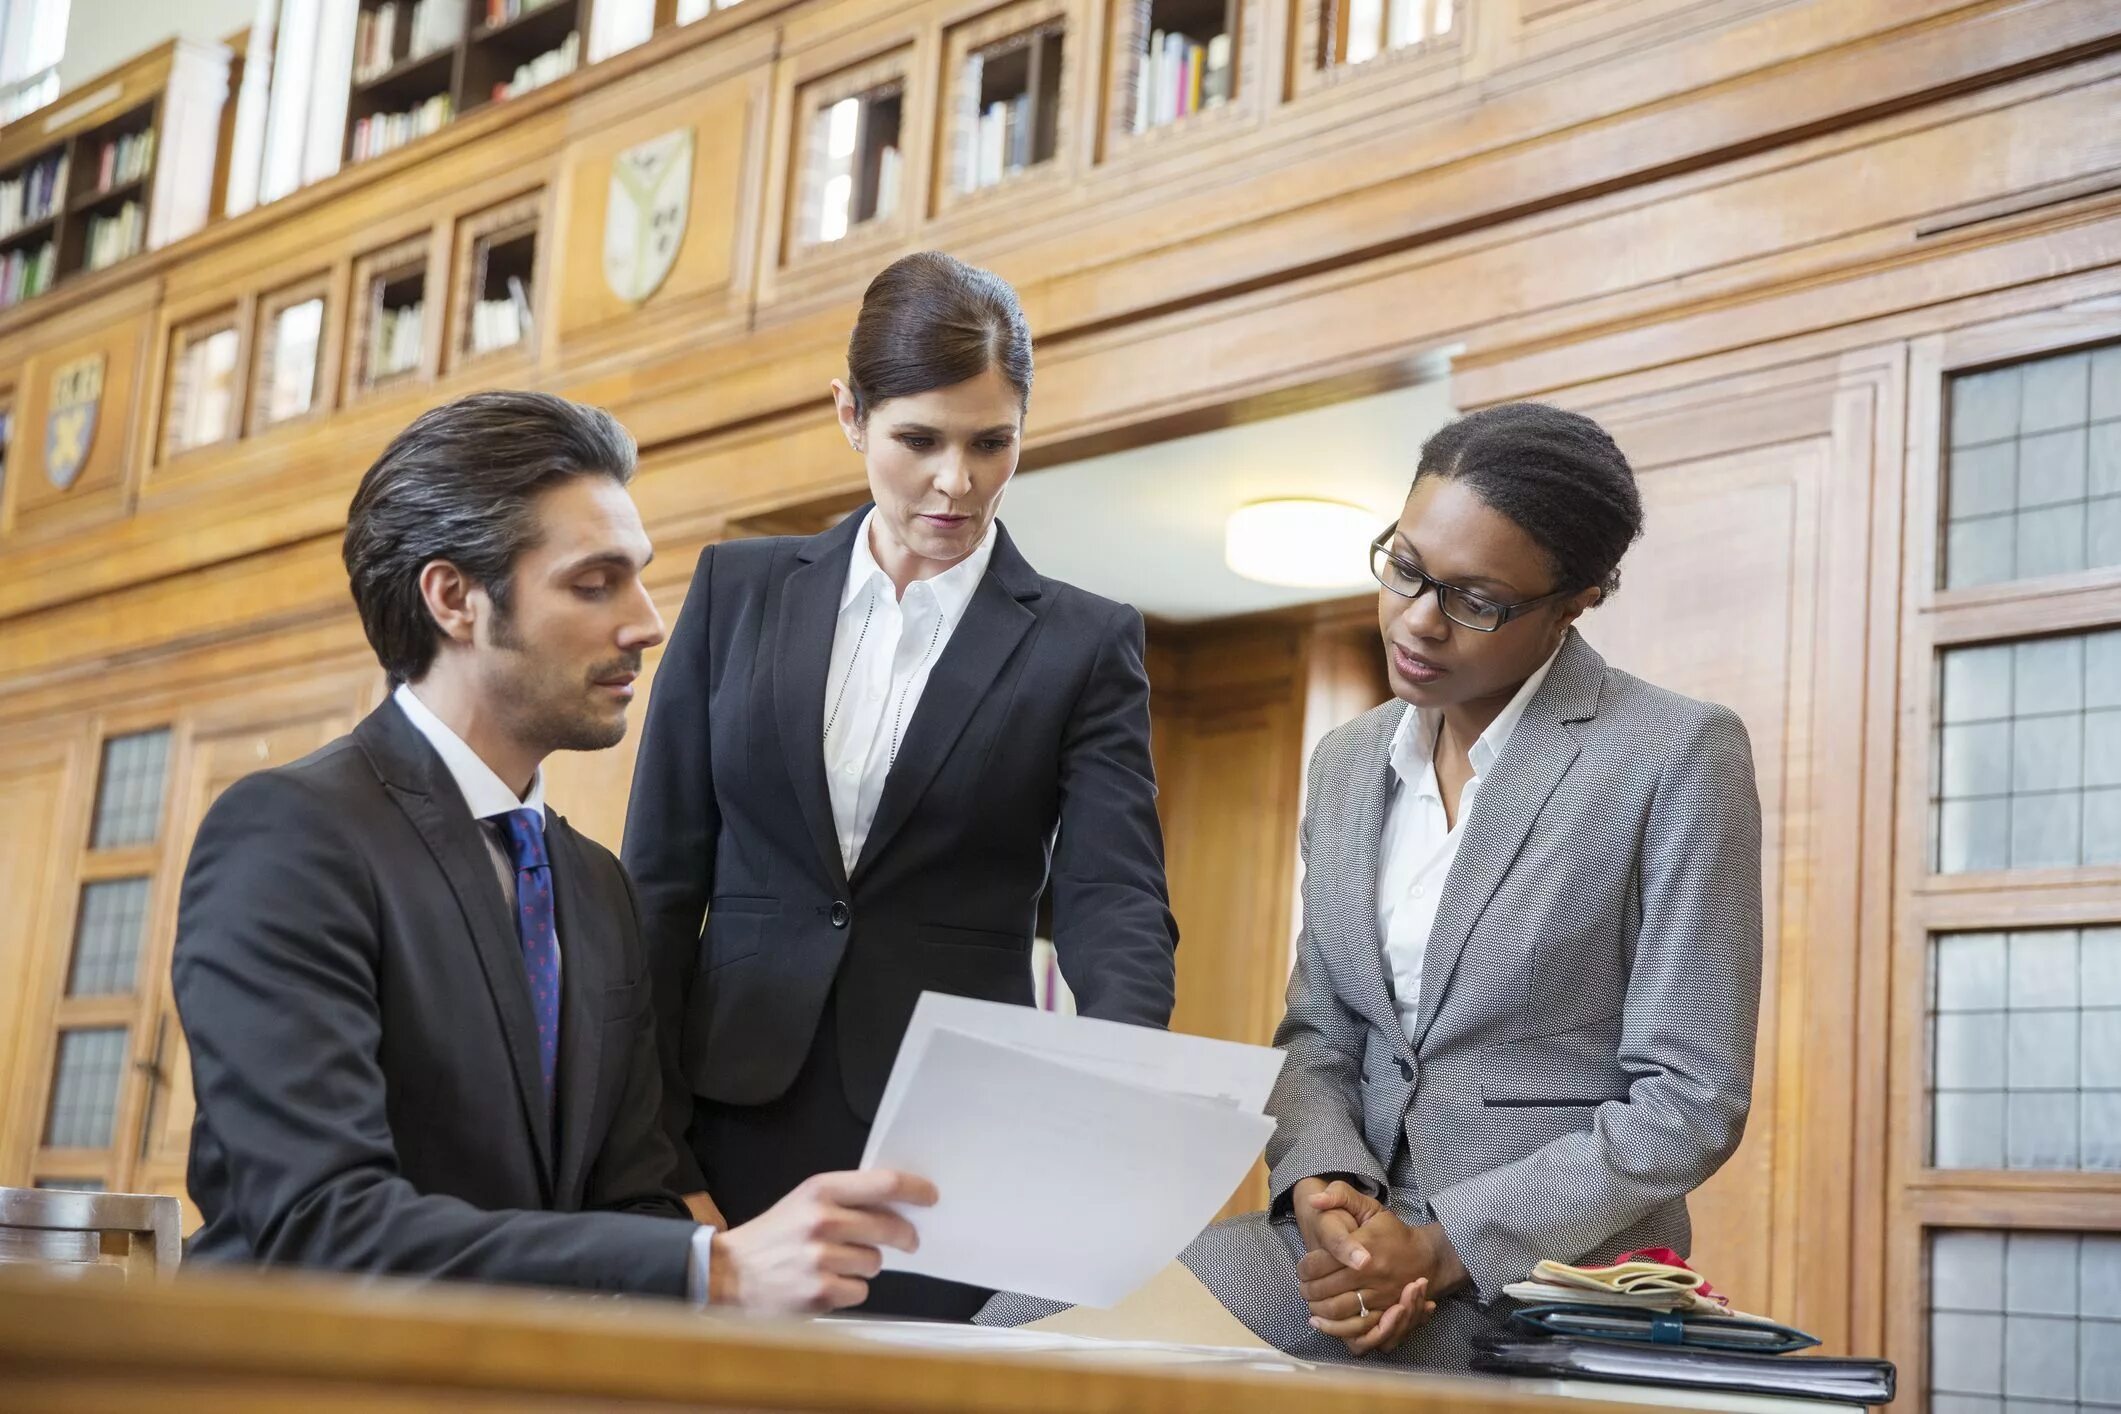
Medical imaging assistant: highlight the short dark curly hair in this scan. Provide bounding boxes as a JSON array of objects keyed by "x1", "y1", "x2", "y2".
[
  {"x1": 1412, "y1": 401, "x2": 1644, "y2": 600},
  {"x1": 342, "y1": 390, "x2": 637, "y2": 685}
]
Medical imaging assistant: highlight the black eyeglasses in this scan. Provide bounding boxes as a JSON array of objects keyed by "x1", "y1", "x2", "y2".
[{"x1": 1369, "y1": 529, "x2": 1577, "y2": 633}]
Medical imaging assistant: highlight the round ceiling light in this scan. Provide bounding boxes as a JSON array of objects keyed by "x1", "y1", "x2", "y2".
[{"x1": 1224, "y1": 498, "x2": 1380, "y2": 588}]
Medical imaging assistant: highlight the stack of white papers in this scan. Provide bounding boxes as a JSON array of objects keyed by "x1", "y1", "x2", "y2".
[{"x1": 859, "y1": 993, "x2": 1283, "y2": 1308}]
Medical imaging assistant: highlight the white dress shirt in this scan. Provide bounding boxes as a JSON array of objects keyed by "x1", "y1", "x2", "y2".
[
  {"x1": 393, "y1": 683, "x2": 715, "y2": 1299},
  {"x1": 1376, "y1": 648, "x2": 1561, "y2": 1045},
  {"x1": 394, "y1": 682, "x2": 548, "y2": 919},
  {"x1": 822, "y1": 509, "x2": 998, "y2": 872}
]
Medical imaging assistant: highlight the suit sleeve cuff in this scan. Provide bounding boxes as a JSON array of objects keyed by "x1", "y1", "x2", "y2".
[{"x1": 686, "y1": 1225, "x2": 715, "y2": 1305}]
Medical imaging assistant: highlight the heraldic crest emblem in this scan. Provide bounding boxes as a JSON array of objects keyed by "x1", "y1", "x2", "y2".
[
  {"x1": 603, "y1": 128, "x2": 694, "y2": 306},
  {"x1": 45, "y1": 353, "x2": 105, "y2": 492}
]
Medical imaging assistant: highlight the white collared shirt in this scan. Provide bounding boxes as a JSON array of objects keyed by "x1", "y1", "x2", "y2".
[
  {"x1": 393, "y1": 682, "x2": 548, "y2": 917},
  {"x1": 822, "y1": 509, "x2": 998, "y2": 872},
  {"x1": 392, "y1": 683, "x2": 714, "y2": 1296},
  {"x1": 1376, "y1": 647, "x2": 1561, "y2": 1044}
]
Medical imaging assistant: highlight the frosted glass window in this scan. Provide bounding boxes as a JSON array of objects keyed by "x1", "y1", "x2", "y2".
[
  {"x1": 1929, "y1": 1229, "x2": 2121, "y2": 1411},
  {"x1": 42, "y1": 1028, "x2": 127, "y2": 1150},
  {"x1": 64, "y1": 878, "x2": 149, "y2": 997},
  {"x1": 89, "y1": 728, "x2": 170, "y2": 849},
  {"x1": 264, "y1": 297, "x2": 323, "y2": 424},
  {"x1": 1932, "y1": 630, "x2": 2121, "y2": 872},
  {"x1": 1931, "y1": 928, "x2": 2121, "y2": 1172},
  {"x1": 1945, "y1": 343, "x2": 2121, "y2": 588}
]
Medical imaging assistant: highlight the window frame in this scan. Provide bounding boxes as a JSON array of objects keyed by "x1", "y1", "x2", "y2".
[{"x1": 1888, "y1": 305, "x2": 2121, "y2": 1414}]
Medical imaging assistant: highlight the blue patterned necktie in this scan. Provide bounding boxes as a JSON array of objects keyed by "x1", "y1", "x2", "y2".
[{"x1": 494, "y1": 808, "x2": 559, "y2": 1112}]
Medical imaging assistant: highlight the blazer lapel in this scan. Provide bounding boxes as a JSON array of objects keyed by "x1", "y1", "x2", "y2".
[
  {"x1": 852, "y1": 528, "x2": 1039, "y2": 881},
  {"x1": 546, "y1": 817, "x2": 608, "y2": 1209},
  {"x1": 1320, "y1": 704, "x2": 1412, "y2": 1050},
  {"x1": 359, "y1": 704, "x2": 556, "y2": 1195},
  {"x1": 773, "y1": 518, "x2": 862, "y2": 892},
  {"x1": 1410, "y1": 631, "x2": 1605, "y2": 1051}
]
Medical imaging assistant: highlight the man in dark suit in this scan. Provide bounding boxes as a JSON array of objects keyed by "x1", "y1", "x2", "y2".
[{"x1": 175, "y1": 391, "x2": 931, "y2": 1308}]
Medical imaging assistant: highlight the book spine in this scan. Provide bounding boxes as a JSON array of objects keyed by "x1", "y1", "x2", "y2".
[
  {"x1": 875, "y1": 143, "x2": 901, "y2": 219},
  {"x1": 1205, "y1": 34, "x2": 1231, "y2": 106}
]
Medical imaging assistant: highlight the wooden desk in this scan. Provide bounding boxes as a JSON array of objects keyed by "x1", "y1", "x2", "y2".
[{"x1": 0, "y1": 1268, "x2": 1830, "y2": 1413}]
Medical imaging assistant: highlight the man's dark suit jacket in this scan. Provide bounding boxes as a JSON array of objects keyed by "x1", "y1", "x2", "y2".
[
  {"x1": 623, "y1": 511, "x2": 1178, "y2": 1189},
  {"x1": 174, "y1": 698, "x2": 694, "y2": 1294}
]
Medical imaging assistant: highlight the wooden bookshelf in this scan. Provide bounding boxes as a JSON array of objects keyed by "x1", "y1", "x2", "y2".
[
  {"x1": 1299, "y1": 0, "x2": 1461, "y2": 94},
  {"x1": 346, "y1": 0, "x2": 594, "y2": 163},
  {"x1": 0, "y1": 38, "x2": 231, "y2": 312},
  {"x1": 248, "y1": 274, "x2": 333, "y2": 435},
  {"x1": 346, "y1": 234, "x2": 433, "y2": 399},
  {"x1": 787, "y1": 51, "x2": 911, "y2": 262},
  {"x1": 938, "y1": 0, "x2": 1075, "y2": 214},
  {"x1": 448, "y1": 191, "x2": 542, "y2": 366},
  {"x1": 160, "y1": 308, "x2": 245, "y2": 461},
  {"x1": 1105, "y1": 0, "x2": 1246, "y2": 155}
]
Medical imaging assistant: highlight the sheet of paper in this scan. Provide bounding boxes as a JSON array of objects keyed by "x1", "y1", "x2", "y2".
[
  {"x1": 1025, "y1": 1260, "x2": 1275, "y2": 1352},
  {"x1": 862, "y1": 1027, "x2": 1275, "y2": 1308},
  {"x1": 868, "y1": 992, "x2": 1284, "y2": 1144},
  {"x1": 822, "y1": 1319, "x2": 1304, "y2": 1373}
]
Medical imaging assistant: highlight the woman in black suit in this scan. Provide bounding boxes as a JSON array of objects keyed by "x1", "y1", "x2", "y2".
[{"x1": 622, "y1": 252, "x2": 1179, "y2": 1318}]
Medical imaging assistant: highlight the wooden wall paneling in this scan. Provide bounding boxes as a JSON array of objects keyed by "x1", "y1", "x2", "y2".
[
  {"x1": 1141, "y1": 604, "x2": 1387, "y2": 1215},
  {"x1": 0, "y1": 729, "x2": 91, "y2": 1186},
  {"x1": 0, "y1": 1, "x2": 2111, "y2": 645},
  {"x1": 1146, "y1": 616, "x2": 1305, "y2": 1216},
  {"x1": 1529, "y1": 353, "x2": 1895, "y2": 1352},
  {"x1": 1008, "y1": 0, "x2": 2121, "y2": 359},
  {"x1": 548, "y1": 42, "x2": 776, "y2": 370},
  {"x1": 5, "y1": 301, "x2": 154, "y2": 542}
]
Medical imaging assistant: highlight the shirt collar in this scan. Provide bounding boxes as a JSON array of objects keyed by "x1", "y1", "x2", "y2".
[
  {"x1": 392, "y1": 682, "x2": 546, "y2": 824},
  {"x1": 1387, "y1": 643, "x2": 1565, "y2": 791},
  {"x1": 841, "y1": 507, "x2": 998, "y2": 626}
]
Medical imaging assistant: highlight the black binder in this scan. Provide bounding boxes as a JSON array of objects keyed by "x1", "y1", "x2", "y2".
[{"x1": 1471, "y1": 1334, "x2": 1897, "y2": 1406}]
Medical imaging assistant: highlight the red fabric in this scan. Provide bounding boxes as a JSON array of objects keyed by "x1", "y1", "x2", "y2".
[{"x1": 1613, "y1": 1247, "x2": 1729, "y2": 1308}]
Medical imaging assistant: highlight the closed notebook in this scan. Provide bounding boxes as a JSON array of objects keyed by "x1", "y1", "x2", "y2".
[
  {"x1": 1508, "y1": 1303, "x2": 1821, "y2": 1355},
  {"x1": 1471, "y1": 1335, "x2": 1897, "y2": 1405}
]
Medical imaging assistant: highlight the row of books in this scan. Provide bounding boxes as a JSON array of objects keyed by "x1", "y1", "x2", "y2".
[
  {"x1": 484, "y1": 0, "x2": 563, "y2": 27},
  {"x1": 0, "y1": 153, "x2": 67, "y2": 239},
  {"x1": 809, "y1": 145, "x2": 901, "y2": 244},
  {"x1": 1344, "y1": 0, "x2": 1449, "y2": 65},
  {"x1": 467, "y1": 275, "x2": 533, "y2": 355},
  {"x1": 1133, "y1": 30, "x2": 1232, "y2": 132},
  {"x1": 351, "y1": 95, "x2": 454, "y2": 163},
  {"x1": 355, "y1": 0, "x2": 464, "y2": 82},
  {"x1": 493, "y1": 33, "x2": 581, "y2": 102},
  {"x1": 91, "y1": 128, "x2": 156, "y2": 193},
  {"x1": 963, "y1": 94, "x2": 1038, "y2": 192},
  {"x1": 0, "y1": 241, "x2": 57, "y2": 309},
  {"x1": 370, "y1": 301, "x2": 425, "y2": 380},
  {"x1": 83, "y1": 201, "x2": 145, "y2": 272}
]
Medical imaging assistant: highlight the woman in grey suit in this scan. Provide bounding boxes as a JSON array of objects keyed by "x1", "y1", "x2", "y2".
[{"x1": 986, "y1": 402, "x2": 1763, "y2": 1367}]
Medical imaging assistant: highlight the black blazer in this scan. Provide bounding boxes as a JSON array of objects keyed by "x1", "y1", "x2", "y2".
[
  {"x1": 174, "y1": 699, "x2": 694, "y2": 1294},
  {"x1": 624, "y1": 512, "x2": 1177, "y2": 1185}
]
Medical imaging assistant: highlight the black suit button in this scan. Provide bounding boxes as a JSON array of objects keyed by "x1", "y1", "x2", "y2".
[
  {"x1": 830, "y1": 901, "x2": 850, "y2": 928},
  {"x1": 1395, "y1": 1056, "x2": 1413, "y2": 1081}
]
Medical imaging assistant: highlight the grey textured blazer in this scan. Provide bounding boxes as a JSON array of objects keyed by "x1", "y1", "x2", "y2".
[
  {"x1": 982, "y1": 629, "x2": 1763, "y2": 1362},
  {"x1": 1266, "y1": 627, "x2": 1763, "y2": 1300}
]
